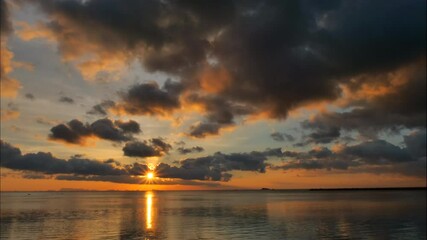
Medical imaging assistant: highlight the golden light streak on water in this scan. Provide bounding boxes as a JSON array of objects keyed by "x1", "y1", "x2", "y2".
[{"x1": 145, "y1": 191, "x2": 153, "y2": 229}]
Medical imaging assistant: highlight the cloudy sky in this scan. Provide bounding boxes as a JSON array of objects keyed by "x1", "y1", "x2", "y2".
[{"x1": 1, "y1": 0, "x2": 426, "y2": 191}]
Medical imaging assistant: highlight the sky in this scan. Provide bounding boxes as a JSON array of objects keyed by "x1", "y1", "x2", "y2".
[{"x1": 0, "y1": 0, "x2": 426, "y2": 191}]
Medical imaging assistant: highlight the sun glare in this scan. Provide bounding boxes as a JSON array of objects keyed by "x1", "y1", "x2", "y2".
[{"x1": 146, "y1": 172, "x2": 155, "y2": 180}]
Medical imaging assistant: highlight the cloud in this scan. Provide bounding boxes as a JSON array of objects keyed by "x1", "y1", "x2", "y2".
[
  {"x1": 54, "y1": 174, "x2": 221, "y2": 186},
  {"x1": 114, "y1": 119, "x2": 141, "y2": 133},
  {"x1": 177, "y1": 146, "x2": 204, "y2": 155},
  {"x1": 21, "y1": 172, "x2": 52, "y2": 179},
  {"x1": 87, "y1": 100, "x2": 115, "y2": 116},
  {"x1": 343, "y1": 140, "x2": 413, "y2": 164},
  {"x1": 184, "y1": 93, "x2": 254, "y2": 137},
  {"x1": 0, "y1": 109, "x2": 20, "y2": 121},
  {"x1": 2, "y1": 140, "x2": 215, "y2": 185},
  {"x1": 150, "y1": 137, "x2": 172, "y2": 152},
  {"x1": 300, "y1": 122, "x2": 340, "y2": 144},
  {"x1": 35, "y1": 117, "x2": 58, "y2": 126},
  {"x1": 168, "y1": 148, "x2": 284, "y2": 181},
  {"x1": 270, "y1": 132, "x2": 295, "y2": 142},
  {"x1": 188, "y1": 122, "x2": 222, "y2": 138},
  {"x1": 122, "y1": 142, "x2": 158, "y2": 157},
  {"x1": 123, "y1": 138, "x2": 171, "y2": 158},
  {"x1": 90, "y1": 118, "x2": 137, "y2": 141},
  {"x1": 20, "y1": 0, "x2": 425, "y2": 139},
  {"x1": 59, "y1": 96, "x2": 75, "y2": 104},
  {"x1": 25, "y1": 93, "x2": 35, "y2": 100},
  {"x1": 1, "y1": 102, "x2": 19, "y2": 121},
  {"x1": 273, "y1": 134, "x2": 426, "y2": 177},
  {"x1": 1, "y1": 38, "x2": 21, "y2": 98},
  {"x1": 213, "y1": 0, "x2": 425, "y2": 119},
  {"x1": 1, "y1": 140, "x2": 281, "y2": 184},
  {"x1": 49, "y1": 118, "x2": 141, "y2": 145},
  {"x1": 301, "y1": 60, "x2": 426, "y2": 139},
  {"x1": 403, "y1": 129, "x2": 426, "y2": 159},
  {"x1": 1, "y1": 140, "x2": 127, "y2": 175},
  {"x1": 54, "y1": 174, "x2": 143, "y2": 184},
  {"x1": 0, "y1": 0, "x2": 32, "y2": 98},
  {"x1": 113, "y1": 80, "x2": 182, "y2": 116},
  {"x1": 0, "y1": 0, "x2": 12, "y2": 35}
]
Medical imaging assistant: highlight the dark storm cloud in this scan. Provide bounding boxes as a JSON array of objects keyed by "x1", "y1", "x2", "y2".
[
  {"x1": 270, "y1": 132, "x2": 295, "y2": 142},
  {"x1": 59, "y1": 96, "x2": 74, "y2": 104},
  {"x1": 49, "y1": 118, "x2": 140, "y2": 144},
  {"x1": 32, "y1": 0, "x2": 235, "y2": 73},
  {"x1": 115, "y1": 80, "x2": 182, "y2": 115},
  {"x1": 25, "y1": 0, "x2": 426, "y2": 138},
  {"x1": 87, "y1": 100, "x2": 115, "y2": 116},
  {"x1": 214, "y1": 0, "x2": 426, "y2": 118},
  {"x1": 0, "y1": 0, "x2": 12, "y2": 34},
  {"x1": 177, "y1": 146, "x2": 204, "y2": 154},
  {"x1": 122, "y1": 138, "x2": 171, "y2": 158}
]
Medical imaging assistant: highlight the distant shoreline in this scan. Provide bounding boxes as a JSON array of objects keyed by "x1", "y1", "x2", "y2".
[
  {"x1": 260, "y1": 187, "x2": 426, "y2": 191},
  {"x1": 308, "y1": 187, "x2": 427, "y2": 191}
]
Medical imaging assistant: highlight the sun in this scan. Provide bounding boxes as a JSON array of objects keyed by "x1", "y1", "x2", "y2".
[{"x1": 146, "y1": 172, "x2": 155, "y2": 180}]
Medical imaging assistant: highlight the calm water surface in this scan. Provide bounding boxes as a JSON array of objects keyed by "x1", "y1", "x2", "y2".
[{"x1": 1, "y1": 190, "x2": 425, "y2": 239}]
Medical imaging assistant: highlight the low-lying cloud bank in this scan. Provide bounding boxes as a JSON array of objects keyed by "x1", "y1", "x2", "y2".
[
  {"x1": 0, "y1": 140, "x2": 283, "y2": 184},
  {"x1": 275, "y1": 129, "x2": 426, "y2": 177},
  {"x1": 2, "y1": 130, "x2": 425, "y2": 185}
]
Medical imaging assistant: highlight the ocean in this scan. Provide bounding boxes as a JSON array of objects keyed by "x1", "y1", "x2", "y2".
[{"x1": 1, "y1": 190, "x2": 425, "y2": 239}]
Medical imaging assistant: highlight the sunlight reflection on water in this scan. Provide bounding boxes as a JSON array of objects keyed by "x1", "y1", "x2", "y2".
[
  {"x1": 0, "y1": 190, "x2": 425, "y2": 239},
  {"x1": 146, "y1": 191, "x2": 153, "y2": 230}
]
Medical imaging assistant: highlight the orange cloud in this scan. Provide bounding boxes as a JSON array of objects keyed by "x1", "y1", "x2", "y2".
[
  {"x1": 49, "y1": 134, "x2": 98, "y2": 147},
  {"x1": 16, "y1": 20, "x2": 129, "y2": 82},
  {"x1": 199, "y1": 65, "x2": 231, "y2": 94},
  {"x1": 76, "y1": 51, "x2": 128, "y2": 82},
  {"x1": 1, "y1": 38, "x2": 21, "y2": 98},
  {"x1": 337, "y1": 59, "x2": 425, "y2": 107},
  {"x1": 1, "y1": 109, "x2": 20, "y2": 121},
  {"x1": 15, "y1": 21, "x2": 56, "y2": 42}
]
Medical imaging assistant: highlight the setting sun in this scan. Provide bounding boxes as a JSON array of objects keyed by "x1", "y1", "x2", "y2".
[{"x1": 146, "y1": 172, "x2": 155, "y2": 180}]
